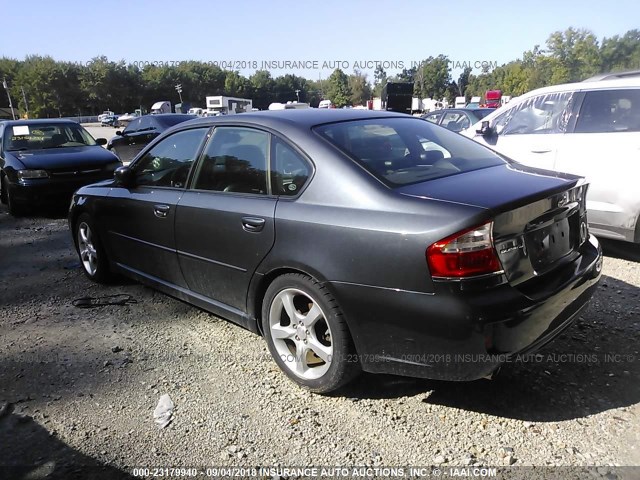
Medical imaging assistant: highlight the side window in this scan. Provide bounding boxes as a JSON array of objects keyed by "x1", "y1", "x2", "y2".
[
  {"x1": 499, "y1": 92, "x2": 573, "y2": 135},
  {"x1": 192, "y1": 127, "x2": 268, "y2": 195},
  {"x1": 423, "y1": 112, "x2": 441, "y2": 124},
  {"x1": 271, "y1": 138, "x2": 311, "y2": 196},
  {"x1": 441, "y1": 112, "x2": 469, "y2": 132},
  {"x1": 134, "y1": 128, "x2": 208, "y2": 187},
  {"x1": 575, "y1": 89, "x2": 640, "y2": 133}
]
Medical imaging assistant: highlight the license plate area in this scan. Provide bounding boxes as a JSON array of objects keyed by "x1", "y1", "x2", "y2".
[{"x1": 526, "y1": 214, "x2": 578, "y2": 272}]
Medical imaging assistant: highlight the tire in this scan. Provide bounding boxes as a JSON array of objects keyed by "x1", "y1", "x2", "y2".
[
  {"x1": 4, "y1": 177, "x2": 25, "y2": 216},
  {"x1": 0, "y1": 174, "x2": 6, "y2": 205},
  {"x1": 261, "y1": 273, "x2": 360, "y2": 393},
  {"x1": 75, "y1": 213, "x2": 112, "y2": 283}
]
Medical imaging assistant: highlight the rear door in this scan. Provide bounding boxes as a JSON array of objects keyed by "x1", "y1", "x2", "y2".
[
  {"x1": 102, "y1": 127, "x2": 209, "y2": 287},
  {"x1": 174, "y1": 126, "x2": 276, "y2": 312},
  {"x1": 555, "y1": 87, "x2": 640, "y2": 240},
  {"x1": 474, "y1": 91, "x2": 575, "y2": 169}
]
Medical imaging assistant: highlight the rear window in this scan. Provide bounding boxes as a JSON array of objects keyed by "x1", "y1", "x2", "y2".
[
  {"x1": 155, "y1": 115, "x2": 197, "y2": 128},
  {"x1": 314, "y1": 117, "x2": 505, "y2": 187}
]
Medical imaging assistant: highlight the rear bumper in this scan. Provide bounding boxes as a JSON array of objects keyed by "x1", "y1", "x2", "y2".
[{"x1": 329, "y1": 235, "x2": 603, "y2": 381}]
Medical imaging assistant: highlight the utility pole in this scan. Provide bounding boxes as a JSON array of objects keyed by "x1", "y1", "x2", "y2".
[
  {"x1": 175, "y1": 83, "x2": 183, "y2": 104},
  {"x1": 21, "y1": 86, "x2": 29, "y2": 118},
  {"x1": 2, "y1": 77, "x2": 16, "y2": 120},
  {"x1": 295, "y1": 89, "x2": 300, "y2": 102}
]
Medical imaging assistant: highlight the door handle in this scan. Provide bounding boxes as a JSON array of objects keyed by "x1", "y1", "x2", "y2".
[
  {"x1": 531, "y1": 148, "x2": 552, "y2": 153},
  {"x1": 154, "y1": 204, "x2": 170, "y2": 218},
  {"x1": 242, "y1": 216, "x2": 265, "y2": 232}
]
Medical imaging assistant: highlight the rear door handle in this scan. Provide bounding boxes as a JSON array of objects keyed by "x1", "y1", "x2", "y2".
[
  {"x1": 242, "y1": 216, "x2": 265, "y2": 232},
  {"x1": 531, "y1": 148, "x2": 552, "y2": 153},
  {"x1": 154, "y1": 204, "x2": 170, "y2": 218}
]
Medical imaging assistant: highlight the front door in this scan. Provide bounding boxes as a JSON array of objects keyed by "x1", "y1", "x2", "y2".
[{"x1": 102, "y1": 127, "x2": 210, "y2": 287}]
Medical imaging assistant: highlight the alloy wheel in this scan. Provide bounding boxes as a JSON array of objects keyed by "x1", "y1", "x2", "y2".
[{"x1": 268, "y1": 288, "x2": 333, "y2": 380}]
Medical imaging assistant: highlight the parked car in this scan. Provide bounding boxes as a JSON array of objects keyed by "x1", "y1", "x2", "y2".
[
  {"x1": 0, "y1": 119, "x2": 121, "y2": 215},
  {"x1": 100, "y1": 114, "x2": 119, "y2": 127},
  {"x1": 462, "y1": 76, "x2": 640, "y2": 244},
  {"x1": 107, "y1": 114, "x2": 196, "y2": 163},
  {"x1": 422, "y1": 108, "x2": 494, "y2": 132},
  {"x1": 116, "y1": 112, "x2": 140, "y2": 127},
  {"x1": 97, "y1": 110, "x2": 115, "y2": 122},
  {"x1": 69, "y1": 110, "x2": 602, "y2": 393}
]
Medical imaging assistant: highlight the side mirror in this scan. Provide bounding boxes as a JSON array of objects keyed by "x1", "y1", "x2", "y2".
[
  {"x1": 115, "y1": 131, "x2": 124, "y2": 136},
  {"x1": 114, "y1": 165, "x2": 135, "y2": 188},
  {"x1": 476, "y1": 120, "x2": 493, "y2": 137},
  {"x1": 95, "y1": 138, "x2": 107, "y2": 146}
]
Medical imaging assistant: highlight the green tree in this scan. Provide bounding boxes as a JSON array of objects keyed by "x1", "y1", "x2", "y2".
[
  {"x1": 546, "y1": 27, "x2": 601, "y2": 81},
  {"x1": 414, "y1": 55, "x2": 451, "y2": 100},
  {"x1": 348, "y1": 70, "x2": 372, "y2": 106},
  {"x1": 372, "y1": 65, "x2": 387, "y2": 97},
  {"x1": 325, "y1": 69, "x2": 352, "y2": 107}
]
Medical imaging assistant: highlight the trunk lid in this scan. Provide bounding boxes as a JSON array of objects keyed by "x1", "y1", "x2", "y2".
[{"x1": 398, "y1": 163, "x2": 589, "y2": 285}]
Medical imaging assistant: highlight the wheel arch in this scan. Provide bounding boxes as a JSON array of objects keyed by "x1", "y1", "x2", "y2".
[{"x1": 248, "y1": 265, "x2": 345, "y2": 338}]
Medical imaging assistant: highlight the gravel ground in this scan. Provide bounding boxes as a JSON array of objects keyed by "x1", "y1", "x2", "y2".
[{"x1": 0, "y1": 207, "x2": 639, "y2": 479}]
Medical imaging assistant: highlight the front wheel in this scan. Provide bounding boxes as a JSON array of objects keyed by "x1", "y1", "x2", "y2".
[
  {"x1": 4, "y1": 177, "x2": 26, "y2": 216},
  {"x1": 75, "y1": 213, "x2": 112, "y2": 283},
  {"x1": 262, "y1": 273, "x2": 360, "y2": 393}
]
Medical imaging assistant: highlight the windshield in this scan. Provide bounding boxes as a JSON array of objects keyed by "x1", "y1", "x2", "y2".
[
  {"x1": 4, "y1": 123, "x2": 97, "y2": 151},
  {"x1": 314, "y1": 117, "x2": 505, "y2": 187}
]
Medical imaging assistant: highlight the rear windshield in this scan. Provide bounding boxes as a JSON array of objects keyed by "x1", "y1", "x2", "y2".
[
  {"x1": 4, "y1": 123, "x2": 97, "y2": 151},
  {"x1": 473, "y1": 109, "x2": 493, "y2": 120},
  {"x1": 314, "y1": 117, "x2": 505, "y2": 187},
  {"x1": 155, "y1": 115, "x2": 197, "y2": 128}
]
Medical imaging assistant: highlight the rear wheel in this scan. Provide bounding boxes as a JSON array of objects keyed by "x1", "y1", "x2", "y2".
[
  {"x1": 75, "y1": 213, "x2": 112, "y2": 283},
  {"x1": 262, "y1": 273, "x2": 360, "y2": 393}
]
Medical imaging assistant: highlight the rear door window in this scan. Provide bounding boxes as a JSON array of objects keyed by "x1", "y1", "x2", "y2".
[
  {"x1": 574, "y1": 89, "x2": 640, "y2": 133},
  {"x1": 192, "y1": 127, "x2": 269, "y2": 195}
]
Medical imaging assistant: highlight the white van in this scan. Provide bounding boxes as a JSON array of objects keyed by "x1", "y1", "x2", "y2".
[
  {"x1": 462, "y1": 75, "x2": 640, "y2": 243},
  {"x1": 318, "y1": 100, "x2": 333, "y2": 109}
]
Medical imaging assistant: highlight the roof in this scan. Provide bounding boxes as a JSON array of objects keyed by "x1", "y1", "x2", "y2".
[
  {"x1": 582, "y1": 69, "x2": 640, "y2": 82},
  {"x1": 184, "y1": 108, "x2": 410, "y2": 130},
  {"x1": 513, "y1": 77, "x2": 640, "y2": 101}
]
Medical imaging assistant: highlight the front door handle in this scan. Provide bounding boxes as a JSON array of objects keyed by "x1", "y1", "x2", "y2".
[
  {"x1": 242, "y1": 216, "x2": 265, "y2": 232},
  {"x1": 154, "y1": 204, "x2": 170, "y2": 218},
  {"x1": 531, "y1": 148, "x2": 552, "y2": 153}
]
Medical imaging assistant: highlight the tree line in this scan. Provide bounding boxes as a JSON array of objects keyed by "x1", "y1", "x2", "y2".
[{"x1": 1, "y1": 27, "x2": 639, "y2": 118}]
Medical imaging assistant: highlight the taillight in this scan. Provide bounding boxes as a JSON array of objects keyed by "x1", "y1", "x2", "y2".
[{"x1": 427, "y1": 222, "x2": 503, "y2": 278}]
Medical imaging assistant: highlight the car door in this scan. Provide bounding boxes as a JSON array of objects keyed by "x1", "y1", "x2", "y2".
[
  {"x1": 555, "y1": 88, "x2": 640, "y2": 240},
  {"x1": 101, "y1": 127, "x2": 210, "y2": 287},
  {"x1": 474, "y1": 91, "x2": 574, "y2": 169},
  {"x1": 174, "y1": 126, "x2": 277, "y2": 312}
]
